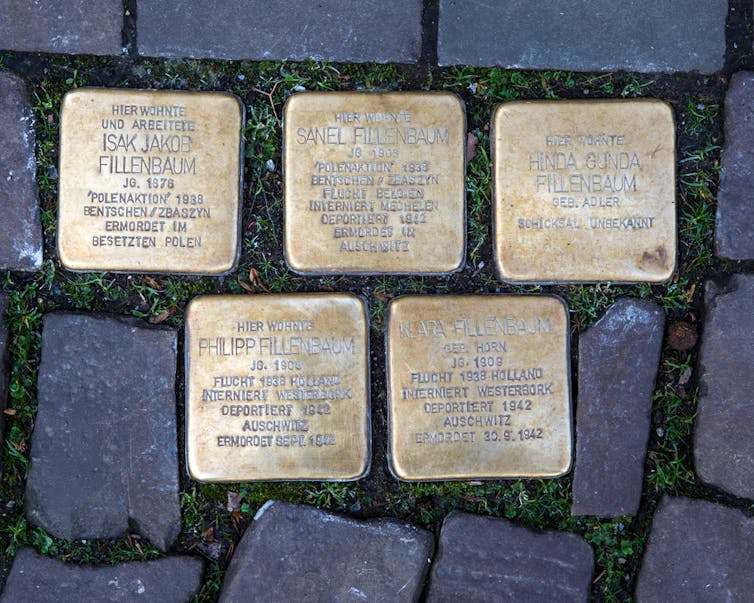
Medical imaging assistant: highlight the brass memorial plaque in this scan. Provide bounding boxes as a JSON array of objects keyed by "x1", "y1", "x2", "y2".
[
  {"x1": 387, "y1": 295, "x2": 571, "y2": 480},
  {"x1": 493, "y1": 100, "x2": 676, "y2": 283},
  {"x1": 58, "y1": 89, "x2": 243, "y2": 274},
  {"x1": 283, "y1": 92, "x2": 466, "y2": 274},
  {"x1": 186, "y1": 294, "x2": 370, "y2": 481}
]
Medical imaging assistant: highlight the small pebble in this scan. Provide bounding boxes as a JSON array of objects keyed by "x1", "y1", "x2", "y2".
[{"x1": 667, "y1": 322, "x2": 698, "y2": 351}]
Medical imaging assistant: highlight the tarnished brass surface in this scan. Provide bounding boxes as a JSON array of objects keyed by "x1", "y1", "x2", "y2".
[
  {"x1": 387, "y1": 295, "x2": 571, "y2": 480},
  {"x1": 283, "y1": 92, "x2": 466, "y2": 274},
  {"x1": 185, "y1": 294, "x2": 370, "y2": 482},
  {"x1": 58, "y1": 89, "x2": 243, "y2": 274},
  {"x1": 493, "y1": 100, "x2": 676, "y2": 283}
]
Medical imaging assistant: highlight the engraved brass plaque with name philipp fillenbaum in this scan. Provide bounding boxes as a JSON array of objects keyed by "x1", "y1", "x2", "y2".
[
  {"x1": 283, "y1": 91, "x2": 466, "y2": 275},
  {"x1": 493, "y1": 100, "x2": 676, "y2": 283},
  {"x1": 387, "y1": 295, "x2": 572, "y2": 481},
  {"x1": 58, "y1": 88, "x2": 243, "y2": 274},
  {"x1": 185, "y1": 294, "x2": 370, "y2": 482}
]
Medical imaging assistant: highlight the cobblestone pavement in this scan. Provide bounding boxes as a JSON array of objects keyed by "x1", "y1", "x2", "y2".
[{"x1": 1, "y1": 2, "x2": 753, "y2": 601}]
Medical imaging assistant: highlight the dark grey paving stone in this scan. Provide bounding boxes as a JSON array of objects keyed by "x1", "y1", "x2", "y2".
[
  {"x1": 635, "y1": 496, "x2": 754, "y2": 602},
  {"x1": 426, "y1": 511, "x2": 593, "y2": 602},
  {"x1": 695, "y1": 274, "x2": 754, "y2": 500},
  {"x1": 25, "y1": 313, "x2": 180, "y2": 551},
  {"x1": 0, "y1": 72, "x2": 42, "y2": 272},
  {"x1": 219, "y1": 500, "x2": 434, "y2": 603},
  {"x1": 0, "y1": 1, "x2": 122, "y2": 55},
  {"x1": 0, "y1": 547, "x2": 203, "y2": 603},
  {"x1": 572, "y1": 298, "x2": 664, "y2": 517},
  {"x1": 717, "y1": 73, "x2": 754, "y2": 259},
  {"x1": 438, "y1": 0, "x2": 726, "y2": 73},
  {"x1": 137, "y1": 0, "x2": 422, "y2": 63},
  {"x1": 0, "y1": 296, "x2": 7, "y2": 468}
]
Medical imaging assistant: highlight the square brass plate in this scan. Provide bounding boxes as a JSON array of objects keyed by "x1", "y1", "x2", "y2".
[
  {"x1": 387, "y1": 295, "x2": 571, "y2": 480},
  {"x1": 58, "y1": 88, "x2": 243, "y2": 274},
  {"x1": 493, "y1": 100, "x2": 676, "y2": 283},
  {"x1": 186, "y1": 294, "x2": 370, "y2": 481},
  {"x1": 283, "y1": 91, "x2": 466, "y2": 274}
]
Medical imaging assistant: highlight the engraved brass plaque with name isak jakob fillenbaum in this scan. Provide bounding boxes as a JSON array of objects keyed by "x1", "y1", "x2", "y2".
[
  {"x1": 283, "y1": 91, "x2": 466, "y2": 275},
  {"x1": 58, "y1": 88, "x2": 243, "y2": 274},
  {"x1": 185, "y1": 294, "x2": 370, "y2": 482},
  {"x1": 493, "y1": 100, "x2": 676, "y2": 283},
  {"x1": 387, "y1": 295, "x2": 572, "y2": 481}
]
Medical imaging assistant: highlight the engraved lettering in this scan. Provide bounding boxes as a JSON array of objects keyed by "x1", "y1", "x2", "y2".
[
  {"x1": 186, "y1": 296, "x2": 369, "y2": 480},
  {"x1": 494, "y1": 102, "x2": 675, "y2": 281},
  {"x1": 388, "y1": 297, "x2": 571, "y2": 479},
  {"x1": 58, "y1": 90, "x2": 240, "y2": 273},
  {"x1": 285, "y1": 93, "x2": 464, "y2": 271}
]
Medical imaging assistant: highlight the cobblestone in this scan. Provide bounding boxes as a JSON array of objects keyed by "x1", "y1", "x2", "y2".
[{"x1": 25, "y1": 314, "x2": 180, "y2": 551}]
